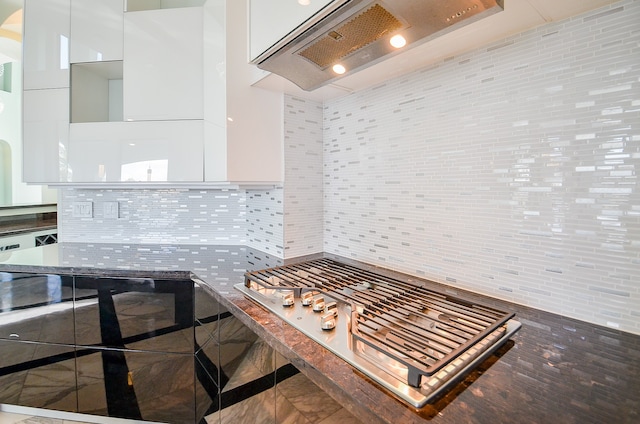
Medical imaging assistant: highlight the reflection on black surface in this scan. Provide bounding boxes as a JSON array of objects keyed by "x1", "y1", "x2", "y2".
[
  {"x1": 0, "y1": 273, "x2": 74, "y2": 344},
  {"x1": 100, "y1": 349, "x2": 142, "y2": 420},
  {"x1": 0, "y1": 272, "x2": 204, "y2": 423},
  {"x1": 74, "y1": 277, "x2": 194, "y2": 353}
]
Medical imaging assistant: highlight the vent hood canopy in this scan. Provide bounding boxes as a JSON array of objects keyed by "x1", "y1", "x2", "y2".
[{"x1": 252, "y1": 0, "x2": 504, "y2": 91}]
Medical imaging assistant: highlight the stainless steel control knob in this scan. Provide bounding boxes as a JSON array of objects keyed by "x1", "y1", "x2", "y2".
[
  {"x1": 321, "y1": 312, "x2": 336, "y2": 330},
  {"x1": 282, "y1": 290, "x2": 295, "y2": 307},
  {"x1": 301, "y1": 291, "x2": 314, "y2": 306},
  {"x1": 312, "y1": 296, "x2": 325, "y2": 312}
]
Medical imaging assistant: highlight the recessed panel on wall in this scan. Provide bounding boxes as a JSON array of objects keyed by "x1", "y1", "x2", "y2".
[{"x1": 70, "y1": 61, "x2": 124, "y2": 123}]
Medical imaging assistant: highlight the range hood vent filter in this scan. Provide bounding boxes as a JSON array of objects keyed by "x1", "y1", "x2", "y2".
[{"x1": 298, "y1": 4, "x2": 404, "y2": 69}]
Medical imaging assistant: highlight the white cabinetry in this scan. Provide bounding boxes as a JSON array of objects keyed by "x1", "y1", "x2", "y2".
[
  {"x1": 23, "y1": 0, "x2": 70, "y2": 90},
  {"x1": 22, "y1": 89, "x2": 69, "y2": 183},
  {"x1": 249, "y1": 0, "x2": 335, "y2": 61},
  {"x1": 70, "y1": 0, "x2": 124, "y2": 63},
  {"x1": 68, "y1": 121, "x2": 203, "y2": 182},
  {"x1": 23, "y1": 0, "x2": 283, "y2": 185},
  {"x1": 209, "y1": 0, "x2": 282, "y2": 183},
  {"x1": 123, "y1": 8, "x2": 203, "y2": 121}
]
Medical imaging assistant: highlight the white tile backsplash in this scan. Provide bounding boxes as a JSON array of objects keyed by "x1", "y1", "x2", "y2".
[
  {"x1": 59, "y1": 188, "x2": 247, "y2": 245},
  {"x1": 322, "y1": 0, "x2": 640, "y2": 334}
]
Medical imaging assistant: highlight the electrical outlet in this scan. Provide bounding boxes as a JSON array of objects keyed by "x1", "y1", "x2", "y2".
[
  {"x1": 72, "y1": 201, "x2": 93, "y2": 218},
  {"x1": 104, "y1": 201, "x2": 119, "y2": 219}
]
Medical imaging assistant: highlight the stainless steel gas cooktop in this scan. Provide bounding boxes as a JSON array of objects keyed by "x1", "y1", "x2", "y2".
[{"x1": 236, "y1": 258, "x2": 521, "y2": 408}]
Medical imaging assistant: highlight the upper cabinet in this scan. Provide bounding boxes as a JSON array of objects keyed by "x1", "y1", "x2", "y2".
[
  {"x1": 123, "y1": 7, "x2": 203, "y2": 121},
  {"x1": 22, "y1": 88, "x2": 70, "y2": 183},
  {"x1": 23, "y1": 0, "x2": 70, "y2": 90},
  {"x1": 248, "y1": 0, "x2": 336, "y2": 61},
  {"x1": 22, "y1": 0, "x2": 283, "y2": 185},
  {"x1": 206, "y1": 0, "x2": 283, "y2": 183},
  {"x1": 70, "y1": 0, "x2": 124, "y2": 63}
]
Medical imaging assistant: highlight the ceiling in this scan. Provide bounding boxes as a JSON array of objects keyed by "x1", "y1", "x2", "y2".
[{"x1": 252, "y1": 0, "x2": 622, "y2": 101}]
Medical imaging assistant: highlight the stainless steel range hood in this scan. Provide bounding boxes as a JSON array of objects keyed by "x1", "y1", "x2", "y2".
[{"x1": 251, "y1": 0, "x2": 504, "y2": 92}]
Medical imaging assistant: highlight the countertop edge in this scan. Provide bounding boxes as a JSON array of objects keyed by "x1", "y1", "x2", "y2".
[{"x1": 192, "y1": 279, "x2": 397, "y2": 424}]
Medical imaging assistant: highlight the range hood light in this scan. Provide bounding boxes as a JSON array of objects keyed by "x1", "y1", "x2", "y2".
[
  {"x1": 389, "y1": 34, "x2": 406, "y2": 48},
  {"x1": 332, "y1": 64, "x2": 346, "y2": 74}
]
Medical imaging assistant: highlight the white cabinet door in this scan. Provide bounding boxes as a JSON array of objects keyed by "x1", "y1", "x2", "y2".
[
  {"x1": 123, "y1": 7, "x2": 203, "y2": 121},
  {"x1": 23, "y1": 0, "x2": 71, "y2": 89},
  {"x1": 70, "y1": 0, "x2": 124, "y2": 63},
  {"x1": 211, "y1": 0, "x2": 282, "y2": 183},
  {"x1": 249, "y1": 0, "x2": 335, "y2": 61},
  {"x1": 68, "y1": 120, "x2": 204, "y2": 182},
  {"x1": 23, "y1": 89, "x2": 70, "y2": 183}
]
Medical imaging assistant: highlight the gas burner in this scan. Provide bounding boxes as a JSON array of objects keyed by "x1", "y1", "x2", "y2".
[{"x1": 236, "y1": 258, "x2": 520, "y2": 407}]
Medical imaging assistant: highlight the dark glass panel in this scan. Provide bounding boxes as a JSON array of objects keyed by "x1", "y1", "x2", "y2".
[
  {"x1": 0, "y1": 272, "x2": 74, "y2": 344},
  {"x1": 74, "y1": 276, "x2": 194, "y2": 353}
]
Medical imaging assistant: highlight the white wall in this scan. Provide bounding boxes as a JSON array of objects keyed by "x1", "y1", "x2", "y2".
[{"x1": 323, "y1": 0, "x2": 640, "y2": 334}]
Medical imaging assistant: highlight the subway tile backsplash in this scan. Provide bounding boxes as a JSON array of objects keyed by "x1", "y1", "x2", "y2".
[
  {"x1": 56, "y1": 0, "x2": 639, "y2": 334},
  {"x1": 322, "y1": 0, "x2": 639, "y2": 334},
  {"x1": 59, "y1": 189, "x2": 247, "y2": 245}
]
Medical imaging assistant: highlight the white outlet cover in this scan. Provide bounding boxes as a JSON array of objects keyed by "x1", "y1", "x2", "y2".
[
  {"x1": 72, "y1": 201, "x2": 93, "y2": 218},
  {"x1": 104, "y1": 202, "x2": 119, "y2": 219}
]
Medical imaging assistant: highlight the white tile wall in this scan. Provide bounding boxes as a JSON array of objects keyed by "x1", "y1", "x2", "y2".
[
  {"x1": 282, "y1": 96, "x2": 324, "y2": 258},
  {"x1": 59, "y1": 188, "x2": 247, "y2": 245},
  {"x1": 323, "y1": 0, "x2": 640, "y2": 334},
  {"x1": 246, "y1": 188, "x2": 284, "y2": 256},
  {"x1": 246, "y1": 95, "x2": 324, "y2": 258}
]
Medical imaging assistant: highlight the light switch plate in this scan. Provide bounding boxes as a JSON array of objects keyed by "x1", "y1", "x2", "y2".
[
  {"x1": 104, "y1": 201, "x2": 119, "y2": 219},
  {"x1": 72, "y1": 201, "x2": 93, "y2": 218}
]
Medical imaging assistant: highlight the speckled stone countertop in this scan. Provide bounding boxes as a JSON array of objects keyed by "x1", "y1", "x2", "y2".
[{"x1": 1, "y1": 243, "x2": 638, "y2": 424}]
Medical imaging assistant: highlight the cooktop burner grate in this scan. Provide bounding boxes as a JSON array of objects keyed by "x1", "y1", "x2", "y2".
[{"x1": 244, "y1": 258, "x2": 514, "y2": 386}]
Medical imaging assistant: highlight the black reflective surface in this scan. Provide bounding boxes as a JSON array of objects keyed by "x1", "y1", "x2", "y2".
[
  {"x1": 0, "y1": 272, "x2": 206, "y2": 424},
  {"x1": 0, "y1": 272, "x2": 74, "y2": 344},
  {"x1": 0, "y1": 339, "x2": 76, "y2": 412},
  {"x1": 74, "y1": 276, "x2": 195, "y2": 353}
]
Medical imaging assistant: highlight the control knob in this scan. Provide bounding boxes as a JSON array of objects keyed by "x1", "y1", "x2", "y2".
[
  {"x1": 281, "y1": 290, "x2": 294, "y2": 307},
  {"x1": 321, "y1": 302, "x2": 338, "y2": 331},
  {"x1": 301, "y1": 291, "x2": 314, "y2": 306},
  {"x1": 312, "y1": 296, "x2": 325, "y2": 312}
]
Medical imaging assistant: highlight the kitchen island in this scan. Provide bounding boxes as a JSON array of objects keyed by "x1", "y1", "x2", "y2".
[{"x1": 0, "y1": 243, "x2": 638, "y2": 424}]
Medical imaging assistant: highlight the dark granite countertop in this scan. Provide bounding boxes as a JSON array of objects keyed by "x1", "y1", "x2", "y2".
[{"x1": 1, "y1": 243, "x2": 638, "y2": 424}]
